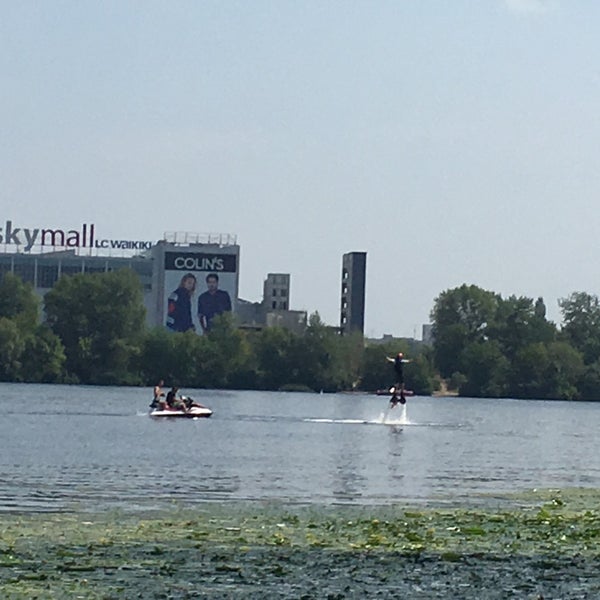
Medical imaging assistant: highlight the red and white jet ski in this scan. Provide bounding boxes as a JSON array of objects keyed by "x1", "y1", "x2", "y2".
[{"x1": 149, "y1": 396, "x2": 212, "y2": 418}]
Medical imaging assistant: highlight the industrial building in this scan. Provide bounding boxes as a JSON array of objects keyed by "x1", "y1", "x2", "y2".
[
  {"x1": 340, "y1": 251, "x2": 367, "y2": 335},
  {"x1": 0, "y1": 223, "x2": 309, "y2": 334}
]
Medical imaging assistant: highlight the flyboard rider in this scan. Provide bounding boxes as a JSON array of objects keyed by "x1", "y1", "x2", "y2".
[{"x1": 385, "y1": 352, "x2": 412, "y2": 408}]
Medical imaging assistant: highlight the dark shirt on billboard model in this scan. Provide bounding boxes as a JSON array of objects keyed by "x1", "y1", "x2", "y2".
[
  {"x1": 166, "y1": 287, "x2": 194, "y2": 332},
  {"x1": 198, "y1": 290, "x2": 232, "y2": 330}
]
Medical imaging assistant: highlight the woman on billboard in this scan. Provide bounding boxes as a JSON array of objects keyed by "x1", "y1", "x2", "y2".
[{"x1": 166, "y1": 273, "x2": 197, "y2": 332}]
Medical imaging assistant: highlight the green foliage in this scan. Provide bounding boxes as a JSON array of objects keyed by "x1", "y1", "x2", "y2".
[
  {"x1": 358, "y1": 341, "x2": 437, "y2": 395},
  {"x1": 488, "y1": 295, "x2": 556, "y2": 359},
  {"x1": 0, "y1": 317, "x2": 24, "y2": 380},
  {"x1": 205, "y1": 313, "x2": 257, "y2": 388},
  {"x1": 21, "y1": 325, "x2": 66, "y2": 383},
  {"x1": 139, "y1": 314, "x2": 258, "y2": 390},
  {"x1": 0, "y1": 272, "x2": 39, "y2": 333},
  {"x1": 448, "y1": 371, "x2": 467, "y2": 391},
  {"x1": 250, "y1": 313, "x2": 358, "y2": 392},
  {"x1": 254, "y1": 326, "x2": 296, "y2": 389},
  {"x1": 0, "y1": 273, "x2": 65, "y2": 382},
  {"x1": 431, "y1": 284, "x2": 500, "y2": 378},
  {"x1": 44, "y1": 269, "x2": 146, "y2": 384},
  {"x1": 359, "y1": 344, "x2": 394, "y2": 392},
  {"x1": 460, "y1": 340, "x2": 510, "y2": 397},
  {"x1": 407, "y1": 350, "x2": 438, "y2": 396},
  {"x1": 578, "y1": 359, "x2": 600, "y2": 401},
  {"x1": 429, "y1": 283, "x2": 600, "y2": 399},
  {"x1": 6, "y1": 266, "x2": 600, "y2": 399},
  {"x1": 559, "y1": 292, "x2": 600, "y2": 364}
]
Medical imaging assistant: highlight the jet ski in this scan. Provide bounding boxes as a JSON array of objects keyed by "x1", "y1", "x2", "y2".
[{"x1": 149, "y1": 396, "x2": 212, "y2": 418}]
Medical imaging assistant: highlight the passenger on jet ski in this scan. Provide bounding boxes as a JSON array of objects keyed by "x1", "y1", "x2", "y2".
[
  {"x1": 165, "y1": 387, "x2": 206, "y2": 412},
  {"x1": 166, "y1": 386, "x2": 187, "y2": 411},
  {"x1": 150, "y1": 379, "x2": 166, "y2": 409}
]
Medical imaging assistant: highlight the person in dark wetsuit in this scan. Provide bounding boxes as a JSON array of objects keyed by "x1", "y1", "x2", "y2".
[
  {"x1": 386, "y1": 352, "x2": 411, "y2": 407},
  {"x1": 166, "y1": 273, "x2": 197, "y2": 332},
  {"x1": 197, "y1": 273, "x2": 232, "y2": 333},
  {"x1": 165, "y1": 386, "x2": 187, "y2": 411}
]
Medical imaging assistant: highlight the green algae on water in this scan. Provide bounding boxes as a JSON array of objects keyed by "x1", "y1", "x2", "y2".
[{"x1": 2, "y1": 488, "x2": 600, "y2": 598}]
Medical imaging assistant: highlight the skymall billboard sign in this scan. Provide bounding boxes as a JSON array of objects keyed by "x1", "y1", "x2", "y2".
[{"x1": 0, "y1": 220, "x2": 153, "y2": 252}]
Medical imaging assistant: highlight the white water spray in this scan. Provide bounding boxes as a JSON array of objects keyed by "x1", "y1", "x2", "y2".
[{"x1": 376, "y1": 402, "x2": 410, "y2": 426}]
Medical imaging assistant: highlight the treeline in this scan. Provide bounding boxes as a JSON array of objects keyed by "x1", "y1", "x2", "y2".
[
  {"x1": 0, "y1": 270, "x2": 436, "y2": 393},
  {"x1": 431, "y1": 284, "x2": 600, "y2": 400},
  {"x1": 4, "y1": 270, "x2": 600, "y2": 399}
]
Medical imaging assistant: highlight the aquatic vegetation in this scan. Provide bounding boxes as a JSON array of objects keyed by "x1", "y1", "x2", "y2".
[{"x1": 2, "y1": 488, "x2": 600, "y2": 598}]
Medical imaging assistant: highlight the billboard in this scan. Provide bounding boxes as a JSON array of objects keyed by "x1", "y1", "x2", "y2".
[{"x1": 163, "y1": 250, "x2": 238, "y2": 334}]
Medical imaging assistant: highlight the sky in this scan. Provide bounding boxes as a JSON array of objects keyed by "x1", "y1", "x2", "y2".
[{"x1": 2, "y1": 0, "x2": 600, "y2": 338}]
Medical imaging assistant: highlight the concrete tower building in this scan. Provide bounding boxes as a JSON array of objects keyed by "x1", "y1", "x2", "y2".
[
  {"x1": 340, "y1": 251, "x2": 366, "y2": 335},
  {"x1": 263, "y1": 273, "x2": 290, "y2": 311}
]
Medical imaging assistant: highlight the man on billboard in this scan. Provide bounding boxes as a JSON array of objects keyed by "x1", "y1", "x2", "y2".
[{"x1": 197, "y1": 273, "x2": 232, "y2": 333}]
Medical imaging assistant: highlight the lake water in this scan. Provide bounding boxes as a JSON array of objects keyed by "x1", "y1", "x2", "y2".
[{"x1": 1, "y1": 383, "x2": 599, "y2": 513}]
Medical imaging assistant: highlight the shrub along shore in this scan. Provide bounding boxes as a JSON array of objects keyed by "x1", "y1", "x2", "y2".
[{"x1": 2, "y1": 488, "x2": 600, "y2": 598}]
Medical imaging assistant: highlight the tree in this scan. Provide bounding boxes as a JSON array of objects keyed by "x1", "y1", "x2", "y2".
[
  {"x1": 300, "y1": 312, "x2": 347, "y2": 391},
  {"x1": 559, "y1": 292, "x2": 600, "y2": 364},
  {"x1": 21, "y1": 325, "x2": 66, "y2": 383},
  {"x1": 336, "y1": 331, "x2": 365, "y2": 390},
  {"x1": 204, "y1": 312, "x2": 256, "y2": 388},
  {"x1": 0, "y1": 317, "x2": 24, "y2": 380},
  {"x1": 460, "y1": 340, "x2": 510, "y2": 398},
  {"x1": 508, "y1": 343, "x2": 550, "y2": 399},
  {"x1": 139, "y1": 328, "x2": 209, "y2": 388},
  {"x1": 431, "y1": 285, "x2": 500, "y2": 377},
  {"x1": 254, "y1": 326, "x2": 295, "y2": 390},
  {"x1": 578, "y1": 359, "x2": 600, "y2": 401},
  {"x1": 509, "y1": 341, "x2": 583, "y2": 400},
  {"x1": 44, "y1": 269, "x2": 146, "y2": 384},
  {"x1": 487, "y1": 295, "x2": 556, "y2": 360},
  {"x1": 358, "y1": 341, "x2": 437, "y2": 395},
  {"x1": 405, "y1": 349, "x2": 438, "y2": 396},
  {"x1": 0, "y1": 272, "x2": 39, "y2": 334},
  {"x1": 534, "y1": 297, "x2": 546, "y2": 319},
  {"x1": 358, "y1": 344, "x2": 395, "y2": 392}
]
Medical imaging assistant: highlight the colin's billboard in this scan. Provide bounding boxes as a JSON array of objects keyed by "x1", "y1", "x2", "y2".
[{"x1": 163, "y1": 250, "x2": 238, "y2": 335}]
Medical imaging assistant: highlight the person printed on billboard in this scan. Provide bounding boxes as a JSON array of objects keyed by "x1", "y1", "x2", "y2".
[
  {"x1": 166, "y1": 273, "x2": 197, "y2": 332},
  {"x1": 197, "y1": 272, "x2": 232, "y2": 333}
]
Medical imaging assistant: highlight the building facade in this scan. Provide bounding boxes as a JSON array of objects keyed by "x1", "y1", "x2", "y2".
[
  {"x1": 0, "y1": 225, "x2": 309, "y2": 334},
  {"x1": 340, "y1": 251, "x2": 367, "y2": 335},
  {"x1": 263, "y1": 273, "x2": 290, "y2": 311},
  {"x1": 0, "y1": 250, "x2": 155, "y2": 320}
]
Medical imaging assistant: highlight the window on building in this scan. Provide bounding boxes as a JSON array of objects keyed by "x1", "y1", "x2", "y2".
[
  {"x1": 272, "y1": 301, "x2": 277, "y2": 309},
  {"x1": 60, "y1": 264, "x2": 83, "y2": 278},
  {"x1": 0, "y1": 262, "x2": 12, "y2": 278},
  {"x1": 343, "y1": 269, "x2": 348, "y2": 279},
  {"x1": 83, "y1": 260, "x2": 108, "y2": 274},
  {"x1": 13, "y1": 262, "x2": 35, "y2": 284},
  {"x1": 38, "y1": 265, "x2": 59, "y2": 288},
  {"x1": 282, "y1": 301, "x2": 287, "y2": 310},
  {"x1": 272, "y1": 289, "x2": 277, "y2": 296}
]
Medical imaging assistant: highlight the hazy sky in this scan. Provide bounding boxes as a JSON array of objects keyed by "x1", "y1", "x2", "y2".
[{"x1": 2, "y1": 0, "x2": 599, "y2": 337}]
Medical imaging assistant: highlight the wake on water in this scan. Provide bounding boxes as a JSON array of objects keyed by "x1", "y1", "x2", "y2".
[{"x1": 304, "y1": 404, "x2": 411, "y2": 427}]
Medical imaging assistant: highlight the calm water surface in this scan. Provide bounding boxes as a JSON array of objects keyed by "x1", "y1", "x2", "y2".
[{"x1": 1, "y1": 383, "x2": 599, "y2": 512}]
